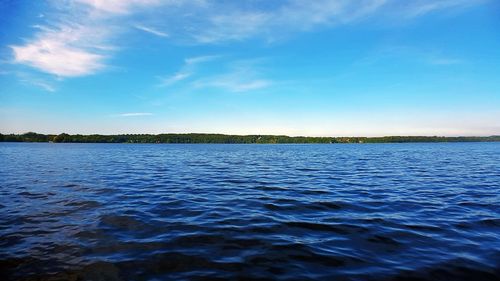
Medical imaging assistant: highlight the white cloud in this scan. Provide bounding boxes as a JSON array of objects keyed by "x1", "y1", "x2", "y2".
[
  {"x1": 11, "y1": 33, "x2": 104, "y2": 77},
  {"x1": 10, "y1": 11, "x2": 111, "y2": 77},
  {"x1": 134, "y1": 24, "x2": 169, "y2": 37},
  {"x1": 116, "y1": 112, "x2": 153, "y2": 117},
  {"x1": 75, "y1": 0, "x2": 161, "y2": 14}
]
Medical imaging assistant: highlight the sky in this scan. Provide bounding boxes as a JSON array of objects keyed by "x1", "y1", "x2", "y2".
[{"x1": 0, "y1": 0, "x2": 499, "y2": 136}]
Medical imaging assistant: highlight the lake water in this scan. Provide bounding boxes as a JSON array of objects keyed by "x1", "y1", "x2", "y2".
[{"x1": 1, "y1": 142, "x2": 499, "y2": 280}]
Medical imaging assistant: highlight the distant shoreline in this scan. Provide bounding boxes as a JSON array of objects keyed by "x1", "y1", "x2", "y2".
[{"x1": 1, "y1": 132, "x2": 499, "y2": 144}]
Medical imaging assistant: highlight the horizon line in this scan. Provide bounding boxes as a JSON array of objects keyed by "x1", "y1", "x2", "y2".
[{"x1": 2, "y1": 132, "x2": 499, "y2": 138}]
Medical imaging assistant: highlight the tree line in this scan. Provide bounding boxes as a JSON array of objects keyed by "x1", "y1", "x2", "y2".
[{"x1": 1, "y1": 132, "x2": 499, "y2": 144}]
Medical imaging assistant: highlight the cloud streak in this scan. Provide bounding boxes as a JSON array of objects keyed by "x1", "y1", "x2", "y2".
[
  {"x1": 160, "y1": 71, "x2": 192, "y2": 86},
  {"x1": 75, "y1": 0, "x2": 162, "y2": 14},
  {"x1": 197, "y1": 78, "x2": 271, "y2": 92},
  {"x1": 134, "y1": 24, "x2": 169, "y2": 37},
  {"x1": 116, "y1": 112, "x2": 153, "y2": 117},
  {"x1": 24, "y1": 79, "x2": 56, "y2": 92},
  {"x1": 159, "y1": 55, "x2": 220, "y2": 86},
  {"x1": 401, "y1": 0, "x2": 486, "y2": 18},
  {"x1": 192, "y1": 59, "x2": 273, "y2": 92}
]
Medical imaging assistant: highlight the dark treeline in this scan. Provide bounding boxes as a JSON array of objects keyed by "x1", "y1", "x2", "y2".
[{"x1": 1, "y1": 132, "x2": 499, "y2": 144}]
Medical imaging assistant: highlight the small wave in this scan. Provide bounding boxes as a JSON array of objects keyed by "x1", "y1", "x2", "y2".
[
  {"x1": 1, "y1": 142, "x2": 499, "y2": 280},
  {"x1": 99, "y1": 215, "x2": 150, "y2": 231},
  {"x1": 285, "y1": 221, "x2": 368, "y2": 234}
]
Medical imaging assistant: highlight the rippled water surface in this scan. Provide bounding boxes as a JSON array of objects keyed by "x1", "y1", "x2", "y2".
[{"x1": 1, "y1": 143, "x2": 499, "y2": 280}]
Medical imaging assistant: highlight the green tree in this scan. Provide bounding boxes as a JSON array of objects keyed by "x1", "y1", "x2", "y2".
[{"x1": 53, "y1": 133, "x2": 70, "y2": 143}]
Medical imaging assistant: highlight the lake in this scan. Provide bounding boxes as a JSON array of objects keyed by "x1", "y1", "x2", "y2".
[{"x1": 0, "y1": 142, "x2": 499, "y2": 280}]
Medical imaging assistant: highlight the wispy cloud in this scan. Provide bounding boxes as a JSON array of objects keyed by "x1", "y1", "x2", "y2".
[
  {"x1": 192, "y1": 59, "x2": 273, "y2": 92},
  {"x1": 119, "y1": 0, "x2": 485, "y2": 45},
  {"x1": 24, "y1": 79, "x2": 56, "y2": 92},
  {"x1": 191, "y1": 0, "x2": 484, "y2": 43},
  {"x1": 185, "y1": 0, "x2": 387, "y2": 43},
  {"x1": 158, "y1": 56, "x2": 273, "y2": 92},
  {"x1": 134, "y1": 24, "x2": 169, "y2": 37},
  {"x1": 160, "y1": 71, "x2": 192, "y2": 86},
  {"x1": 194, "y1": 11, "x2": 271, "y2": 43},
  {"x1": 10, "y1": 24, "x2": 107, "y2": 77},
  {"x1": 116, "y1": 112, "x2": 153, "y2": 117},
  {"x1": 357, "y1": 45, "x2": 465, "y2": 67},
  {"x1": 159, "y1": 55, "x2": 220, "y2": 86},
  {"x1": 12, "y1": 71, "x2": 57, "y2": 92},
  {"x1": 401, "y1": 0, "x2": 486, "y2": 18},
  {"x1": 185, "y1": 55, "x2": 220, "y2": 65},
  {"x1": 196, "y1": 77, "x2": 272, "y2": 92},
  {"x1": 75, "y1": 0, "x2": 162, "y2": 14}
]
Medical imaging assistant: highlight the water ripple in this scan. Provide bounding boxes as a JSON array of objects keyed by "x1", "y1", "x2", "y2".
[{"x1": 0, "y1": 142, "x2": 499, "y2": 280}]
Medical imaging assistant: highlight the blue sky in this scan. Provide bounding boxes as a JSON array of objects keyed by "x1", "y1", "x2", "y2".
[{"x1": 1, "y1": 0, "x2": 499, "y2": 136}]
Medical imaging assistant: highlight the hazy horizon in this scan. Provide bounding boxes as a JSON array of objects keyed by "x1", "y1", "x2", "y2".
[{"x1": 1, "y1": 0, "x2": 499, "y2": 136}]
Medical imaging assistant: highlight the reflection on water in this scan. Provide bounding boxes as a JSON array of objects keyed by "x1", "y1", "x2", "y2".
[{"x1": 0, "y1": 143, "x2": 499, "y2": 280}]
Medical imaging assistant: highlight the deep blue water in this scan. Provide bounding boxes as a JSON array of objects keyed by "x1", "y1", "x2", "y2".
[{"x1": 0, "y1": 142, "x2": 499, "y2": 280}]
